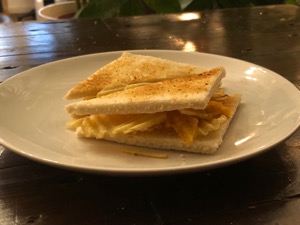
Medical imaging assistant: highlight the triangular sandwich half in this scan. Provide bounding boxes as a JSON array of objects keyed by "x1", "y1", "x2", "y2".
[
  {"x1": 64, "y1": 52, "x2": 208, "y2": 100},
  {"x1": 65, "y1": 53, "x2": 241, "y2": 154}
]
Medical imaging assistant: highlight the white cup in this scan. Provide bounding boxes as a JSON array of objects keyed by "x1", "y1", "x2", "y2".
[{"x1": 37, "y1": 1, "x2": 76, "y2": 21}]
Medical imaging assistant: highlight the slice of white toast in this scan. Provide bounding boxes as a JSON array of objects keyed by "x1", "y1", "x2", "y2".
[
  {"x1": 64, "y1": 52, "x2": 208, "y2": 100},
  {"x1": 66, "y1": 67, "x2": 225, "y2": 115}
]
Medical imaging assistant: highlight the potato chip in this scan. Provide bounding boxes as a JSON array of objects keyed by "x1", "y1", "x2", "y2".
[
  {"x1": 67, "y1": 95, "x2": 235, "y2": 145},
  {"x1": 198, "y1": 115, "x2": 227, "y2": 136},
  {"x1": 166, "y1": 111, "x2": 199, "y2": 145},
  {"x1": 112, "y1": 113, "x2": 166, "y2": 134}
]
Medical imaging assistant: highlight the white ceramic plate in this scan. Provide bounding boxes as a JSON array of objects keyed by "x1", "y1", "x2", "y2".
[{"x1": 0, "y1": 50, "x2": 300, "y2": 175}]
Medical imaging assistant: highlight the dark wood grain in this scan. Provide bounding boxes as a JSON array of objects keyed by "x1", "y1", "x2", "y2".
[{"x1": 0, "y1": 4, "x2": 299, "y2": 225}]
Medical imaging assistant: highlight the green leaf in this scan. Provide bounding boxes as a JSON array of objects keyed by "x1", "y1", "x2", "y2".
[
  {"x1": 77, "y1": 0, "x2": 128, "y2": 18},
  {"x1": 285, "y1": 0, "x2": 300, "y2": 5},
  {"x1": 183, "y1": 0, "x2": 218, "y2": 10},
  {"x1": 217, "y1": 0, "x2": 253, "y2": 8},
  {"x1": 119, "y1": 0, "x2": 146, "y2": 16},
  {"x1": 179, "y1": 0, "x2": 194, "y2": 10},
  {"x1": 143, "y1": 0, "x2": 182, "y2": 13}
]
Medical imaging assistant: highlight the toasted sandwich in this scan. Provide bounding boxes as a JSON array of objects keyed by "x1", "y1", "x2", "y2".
[{"x1": 65, "y1": 52, "x2": 241, "y2": 154}]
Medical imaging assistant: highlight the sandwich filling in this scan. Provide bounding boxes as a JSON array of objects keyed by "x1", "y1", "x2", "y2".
[{"x1": 67, "y1": 89, "x2": 240, "y2": 146}]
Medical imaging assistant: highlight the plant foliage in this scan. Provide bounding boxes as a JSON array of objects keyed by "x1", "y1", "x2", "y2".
[{"x1": 76, "y1": 0, "x2": 299, "y2": 18}]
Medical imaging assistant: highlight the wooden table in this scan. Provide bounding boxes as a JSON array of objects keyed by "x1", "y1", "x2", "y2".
[{"x1": 0, "y1": 4, "x2": 300, "y2": 225}]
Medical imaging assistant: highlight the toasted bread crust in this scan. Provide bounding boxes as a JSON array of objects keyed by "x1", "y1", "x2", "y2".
[{"x1": 64, "y1": 52, "x2": 207, "y2": 99}]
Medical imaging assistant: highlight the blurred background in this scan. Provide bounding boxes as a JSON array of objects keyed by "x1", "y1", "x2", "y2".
[{"x1": 0, "y1": 0, "x2": 299, "y2": 22}]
